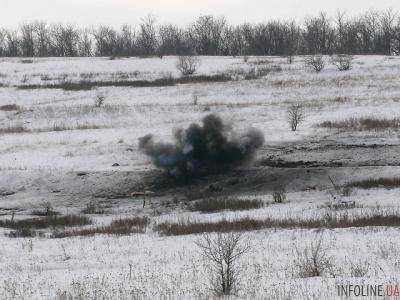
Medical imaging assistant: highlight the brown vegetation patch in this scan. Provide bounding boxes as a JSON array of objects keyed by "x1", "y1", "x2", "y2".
[
  {"x1": 155, "y1": 213, "x2": 400, "y2": 236},
  {"x1": 190, "y1": 196, "x2": 264, "y2": 213},
  {"x1": 17, "y1": 74, "x2": 232, "y2": 91},
  {"x1": 0, "y1": 215, "x2": 91, "y2": 230},
  {"x1": 346, "y1": 178, "x2": 400, "y2": 189},
  {"x1": 50, "y1": 123, "x2": 104, "y2": 132},
  {"x1": 319, "y1": 117, "x2": 400, "y2": 131},
  {"x1": 0, "y1": 126, "x2": 30, "y2": 134},
  {"x1": 0, "y1": 104, "x2": 21, "y2": 111},
  {"x1": 52, "y1": 216, "x2": 150, "y2": 238}
]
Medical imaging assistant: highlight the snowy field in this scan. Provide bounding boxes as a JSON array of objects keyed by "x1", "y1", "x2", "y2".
[{"x1": 1, "y1": 55, "x2": 400, "y2": 299}]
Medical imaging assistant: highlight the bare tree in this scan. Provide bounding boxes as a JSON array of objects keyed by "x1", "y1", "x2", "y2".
[
  {"x1": 51, "y1": 24, "x2": 80, "y2": 57},
  {"x1": 119, "y1": 24, "x2": 137, "y2": 56},
  {"x1": 94, "y1": 95, "x2": 105, "y2": 108},
  {"x1": 20, "y1": 22, "x2": 36, "y2": 57},
  {"x1": 5, "y1": 30, "x2": 20, "y2": 57},
  {"x1": 138, "y1": 14, "x2": 158, "y2": 56},
  {"x1": 1, "y1": 10, "x2": 400, "y2": 58},
  {"x1": 287, "y1": 103, "x2": 305, "y2": 131},
  {"x1": 78, "y1": 28, "x2": 93, "y2": 56},
  {"x1": 0, "y1": 29, "x2": 7, "y2": 56},
  {"x1": 303, "y1": 13, "x2": 335, "y2": 54},
  {"x1": 305, "y1": 54, "x2": 325, "y2": 72},
  {"x1": 158, "y1": 24, "x2": 188, "y2": 56},
  {"x1": 393, "y1": 21, "x2": 400, "y2": 55},
  {"x1": 283, "y1": 21, "x2": 301, "y2": 63},
  {"x1": 380, "y1": 9, "x2": 397, "y2": 55},
  {"x1": 33, "y1": 21, "x2": 50, "y2": 57},
  {"x1": 195, "y1": 232, "x2": 251, "y2": 296},
  {"x1": 190, "y1": 15, "x2": 227, "y2": 55},
  {"x1": 331, "y1": 54, "x2": 354, "y2": 71},
  {"x1": 93, "y1": 25, "x2": 117, "y2": 56},
  {"x1": 176, "y1": 55, "x2": 199, "y2": 76}
]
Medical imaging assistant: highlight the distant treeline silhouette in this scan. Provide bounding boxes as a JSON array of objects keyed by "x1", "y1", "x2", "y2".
[{"x1": 0, "y1": 11, "x2": 399, "y2": 58}]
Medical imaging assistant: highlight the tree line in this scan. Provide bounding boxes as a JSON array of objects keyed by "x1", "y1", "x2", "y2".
[{"x1": 1, "y1": 11, "x2": 400, "y2": 58}]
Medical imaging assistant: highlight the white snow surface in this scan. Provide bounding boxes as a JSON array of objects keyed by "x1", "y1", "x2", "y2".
[{"x1": 0, "y1": 55, "x2": 400, "y2": 299}]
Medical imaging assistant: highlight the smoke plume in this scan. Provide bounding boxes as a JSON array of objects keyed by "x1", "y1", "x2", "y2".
[{"x1": 139, "y1": 114, "x2": 264, "y2": 177}]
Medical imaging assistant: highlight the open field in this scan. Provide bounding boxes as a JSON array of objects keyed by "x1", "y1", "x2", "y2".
[{"x1": 1, "y1": 55, "x2": 400, "y2": 299}]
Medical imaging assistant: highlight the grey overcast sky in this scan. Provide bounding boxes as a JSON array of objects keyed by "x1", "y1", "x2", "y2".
[{"x1": 0, "y1": 0, "x2": 399, "y2": 27}]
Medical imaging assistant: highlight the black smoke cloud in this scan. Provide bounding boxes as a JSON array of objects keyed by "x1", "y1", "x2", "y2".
[{"x1": 139, "y1": 114, "x2": 264, "y2": 177}]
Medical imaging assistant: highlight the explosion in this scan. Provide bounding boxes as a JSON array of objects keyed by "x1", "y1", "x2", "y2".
[{"x1": 139, "y1": 114, "x2": 264, "y2": 177}]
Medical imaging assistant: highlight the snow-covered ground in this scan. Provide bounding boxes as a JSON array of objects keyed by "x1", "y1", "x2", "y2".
[{"x1": 1, "y1": 55, "x2": 400, "y2": 299}]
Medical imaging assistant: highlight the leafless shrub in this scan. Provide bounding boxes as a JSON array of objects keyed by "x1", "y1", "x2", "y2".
[
  {"x1": 192, "y1": 93, "x2": 199, "y2": 105},
  {"x1": 94, "y1": 95, "x2": 105, "y2": 108},
  {"x1": 287, "y1": 103, "x2": 305, "y2": 131},
  {"x1": 305, "y1": 54, "x2": 325, "y2": 72},
  {"x1": 331, "y1": 54, "x2": 354, "y2": 71},
  {"x1": 272, "y1": 189, "x2": 286, "y2": 203},
  {"x1": 293, "y1": 233, "x2": 333, "y2": 278},
  {"x1": 176, "y1": 56, "x2": 200, "y2": 76},
  {"x1": 349, "y1": 261, "x2": 370, "y2": 277},
  {"x1": 21, "y1": 74, "x2": 29, "y2": 84},
  {"x1": 375, "y1": 242, "x2": 398, "y2": 260},
  {"x1": 195, "y1": 232, "x2": 251, "y2": 296},
  {"x1": 60, "y1": 244, "x2": 71, "y2": 261}
]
